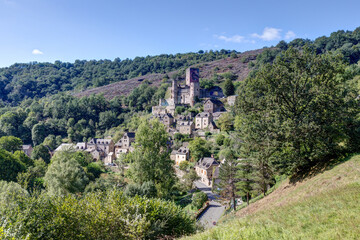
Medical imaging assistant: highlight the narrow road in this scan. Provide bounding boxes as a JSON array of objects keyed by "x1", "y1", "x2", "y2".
[{"x1": 194, "y1": 181, "x2": 226, "y2": 229}]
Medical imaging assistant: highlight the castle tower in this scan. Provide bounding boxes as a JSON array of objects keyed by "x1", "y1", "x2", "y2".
[
  {"x1": 187, "y1": 68, "x2": 200, "y2": 107},
  {"x1": 171, "y1": 79, "x2": 178, "y2": 105}
]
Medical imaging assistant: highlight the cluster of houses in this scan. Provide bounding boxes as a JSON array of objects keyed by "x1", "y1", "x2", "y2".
[
  {"x1": 21, "y1": 67, "x2": 236, "y2": 188},
  {"x1": 54, "y1": 132, "x2": 136, "y2": 165}
]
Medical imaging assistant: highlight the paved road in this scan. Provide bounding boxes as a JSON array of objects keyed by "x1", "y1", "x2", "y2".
[{"x1": 194, "y1": 181, "x2": 226, "y2": 229}]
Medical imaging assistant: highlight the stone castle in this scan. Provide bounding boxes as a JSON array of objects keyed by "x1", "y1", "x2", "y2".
[{"x1": 152, "y1": 67, "x2": 224, "y2": 115}]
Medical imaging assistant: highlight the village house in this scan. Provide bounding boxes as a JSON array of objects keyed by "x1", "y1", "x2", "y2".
[
  {"x1": 55, "y1": 143, "x2": 75, "y2": 152},
  {"x1": 195, "y1": 157, "x2": 220, "y2": 187},
  {"x1": 204, "y1": 99, "x2": 225, "y2": 113},
  {"x1": 212, "y1": 111, "x2": 226, "y2": 121},
  {"x1": 22, "y1": 145, "x2": 33, "y2": 158},
  {"x1": 87, "y1": 138, "x2": 114, "y2": 155},
  {"x1": 115, "y1": 132, "x2": 136, "y2": 157},
  {"x1": 195, "y1": 112, "x2": 213, "y2": 129},
  {"x1": 175, "y1": 146, "x2": 190, "y2": 166},
  {"x1": 75, "y1": 142, "x2": 87, "y2": 150},
  {"x1": 152, "y1": 113, "x2": 175, "y2": 128},
  {"x1": 227, "y1": 95, "x2": 238, "y2": 106},
  {"x1": 177, "y1": 121, "x2": 195, "y2": 135}
]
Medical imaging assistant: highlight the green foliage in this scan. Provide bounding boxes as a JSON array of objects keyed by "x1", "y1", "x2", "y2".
[
  {"x1": 183, "y1": 169, "x2": 200, "y2": 191},
  {"x1": 0, "y1": 181, "x2": 28, "y2": 211},
  {"x1": 175, "y1": 106, "x2": 186, "y2": 115},
  {"x1": 0, "y1": 149, "x2": 25, "y2": 182},
  {"x1": 86, "y1": 162, "x2": 104, "y2": 180},
  {"x1": 215, "y1": 134, "x2": 225, "y2": 146},
  {"x1": 192, "y1": 191, "x2": 208, "y2": 209},
  {"x1": 216, "y1": 113, "x2": 234, "y2": 132},
  {"x1": 179, "y1": 161, "x2": 190, "y2": 171},
  {"x1": 0, "y1": 136, "x2": 22, "y2": 152},
  {"x1": 216, "y1": 148, "x2": 238, "y2": 210},
  {"x1": 44, "y1": 151, "x2": 89, "y2": 196},
  {"x1": 223, "y1": 78, "x2": 235, "y2": 96},
  {"x1": 124, "y1": 181, "x2": 157, "y2": 198},
  {"x1": 13, "y1": 150, "x2": 33, "y2": 167},
  {"x1": 17, "y1": 159, "x2": 47, "y2": 192},
  {"x1": 0, "y1": 190, "x2": 196, "y2": 239},
  {"x1": 200, "y1": 78, "x2": 215, "y2": 89},
  {"x1": 189, "y1": 137, "x2": 210, "y2": 162},
  {"x1": 31, "y1": 144, "x2": 51, "y2": 163},
  {"x1": 127, "y1": 119, "x2": 176, "y2": 198},
  {"x1": 236, "y1": 47, "x2": 359, "y2": 174}
]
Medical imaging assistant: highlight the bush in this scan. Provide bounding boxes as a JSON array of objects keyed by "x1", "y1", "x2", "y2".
[
  {"x1": 124, "y1": 181, "x2": 157, "y2": 198},
  {"x1": 192, "y1": 191, "x2": 208, "y2": 209},
  {"x1": 0, "y1": 190, "x2": 196, "y2": 239},
  {"x1": 216, "y1": 134, "x2": 225, "y2": 146},
  {"x1": 179, "y1": 161, "x2": 190, "y2": 171}
]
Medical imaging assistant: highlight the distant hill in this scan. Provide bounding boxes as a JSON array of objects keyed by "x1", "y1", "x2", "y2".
[
  {"x1": 0, "y1": 50, "x2": 237, "y2": 105},
  {"x1": 183, "y1": 154, "x2": 360, "y2": 239},
  {"x1": 74, "y1": 49, "x2": 266, "y2": 100}
]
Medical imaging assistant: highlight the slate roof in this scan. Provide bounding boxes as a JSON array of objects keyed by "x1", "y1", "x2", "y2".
[
  {"x1": 197, "y1": 157, "x2": 220, "y2": 170},
  {"x1": 196, "y1": 112, "x2": 211, "y2": 118}
]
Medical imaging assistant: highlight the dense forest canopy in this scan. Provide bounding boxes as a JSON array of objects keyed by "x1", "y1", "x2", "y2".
[{"x1": 0, "y1": 50, "x2": 237, "y2": 105}]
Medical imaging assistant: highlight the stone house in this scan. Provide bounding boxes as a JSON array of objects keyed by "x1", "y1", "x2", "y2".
[
  {"x1": 55, "y1": 143, "x2": 75, "y2": 152},
  {"x1": 204, "y1": 99, "x2": 225, "y2": 113},
  {"x1": 22, "y1": 145, "x2": 33, "y2": 158},
  {"x1": 227, "y1": 95, "x2": 238, "y2": 106},
  {"x1": 175, "y1": 146, "x2": 190, "y2": 166},
  {"x1": 177, "y1": 121, "x2": 195, "y2": 135},
  {"x1": 195, "y1": 112, "x2": 213, "y2": 129},
  {"x1": 195, "y1": 157, "x2": 220, "y2": 187},
  {"x1": 114, "y1": 132, "x2": 136, "y2": 158},
  {"x1": 87, "y1": 138, "x2": 114, "y2": 155},
  {"x1": 212, "y1": 112, "x2": 225, "y2": 121},
  {"x1": 75, "y1": 142, "x2": 87, "y2": 150},
  {"x1": 153, "y1": 113, "x2": 175, "y2": 128}
]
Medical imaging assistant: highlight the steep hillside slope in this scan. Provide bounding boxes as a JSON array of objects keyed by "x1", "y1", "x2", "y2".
[
  {"x1": 74, "y1": 49, "x2": 265, "y2": 100},
  {"x1": 183, "y1": 154, "x2": 360, "y2": 239}
]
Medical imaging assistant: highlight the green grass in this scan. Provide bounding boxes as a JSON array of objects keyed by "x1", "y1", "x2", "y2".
[{"x1": 182, "y1": 154, "x2": 360, "y2": 240}]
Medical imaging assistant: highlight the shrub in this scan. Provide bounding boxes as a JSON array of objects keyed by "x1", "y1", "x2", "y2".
[
  {"x1": 192, "y1": 191, "x2": 208, "y2": 209},
  {"x1": 0, "y1": 190, "x2": 196, "y2": 239}
]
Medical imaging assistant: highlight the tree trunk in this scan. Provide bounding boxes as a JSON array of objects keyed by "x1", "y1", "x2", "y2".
[{"x1": 246, "y1": 192, "x2": 249, "y2": 206}]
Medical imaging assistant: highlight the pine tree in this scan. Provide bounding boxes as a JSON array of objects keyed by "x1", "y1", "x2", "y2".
[
  {"x1": 216, "y1": 148, "x2": 238, "y2": 210},
  {"x1": 223, "y1": 78, "x2": 235, "y2": 96}
]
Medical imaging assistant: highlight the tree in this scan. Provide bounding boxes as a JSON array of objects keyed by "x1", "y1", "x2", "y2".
[
  {"x1": 0, "y1": 136, "x2": 23, "y2": 153},
  {"x1": 223, "y1": 78, "x2": 235, "y2": 96},
  {"x1": 126, "y1": 119, "x2": 176, "y2": 198},
  {"x1": 31, "y1": 123, "x2": 47, "y2": 146},
  {"x1": 13, "y1": 150, "x2": 33, "y2": 167},
  {"x1": 215, "y1": 148, "x2": 238, "y2": 210},
  {"x1": 215, "y1": 134, "x2": 225, "y2": 146},
  {"x1": 0, "y1": 181, "x2": 28, "y2": 210},
  {"x1": 44, "y1": 150, "x2": 89, "y2": 196},
  {"x1": 236, "y1": 157, "x2": 253, "y2": 205},
  {"x1": 183, "y1": 169, "x2": 200, "y2": 191},
  {"x1": 31, "y1": 144, "x2": 51, "y2": 164},
  {"x1": 216, "y1": 113, "x2": 234, "y2": 132},
  {"x1": 179, "y1": 161, "x2": 190, "y2": 171},
  {"x1": 236, "y1": 47, "x2": 359, "y2": 174},
  {"x1": 192, "y1": 191, "x2": 208, "y2": 209},
  {"x1": 189, "y1": 137, "x2": 210, "y2": 162},
  {"x1": 0, "y1": 149, "x2": 26, "y2": 182},
  {"x1": 17, "y1": 159, "x2": 47, "y2": 192}
]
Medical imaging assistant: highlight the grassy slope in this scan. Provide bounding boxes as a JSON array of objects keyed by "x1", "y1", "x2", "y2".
[{"x1": 183, "y1": 154, "x2": 360, "y2": 240}]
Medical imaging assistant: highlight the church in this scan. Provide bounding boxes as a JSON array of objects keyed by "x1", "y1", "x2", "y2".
[{"x1": 152, "y1": 67, "x2": 224, "y2": 115}]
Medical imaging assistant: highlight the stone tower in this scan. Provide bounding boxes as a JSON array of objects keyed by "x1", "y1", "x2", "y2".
[
  {"x1": 187, "y1": 68, "x2": 200, "y2": 107},
  {"x1": 171, "y1": 79, "x2": 178, "y2": 105}
]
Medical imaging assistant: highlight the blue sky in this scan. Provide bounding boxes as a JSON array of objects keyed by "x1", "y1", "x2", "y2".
[{"x1": 0, "y1": 0, "x2": 359, "y2": 67}]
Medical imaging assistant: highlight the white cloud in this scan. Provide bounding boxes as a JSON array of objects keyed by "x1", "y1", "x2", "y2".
[
  {"x1": 252, "y1": 27, "x2": 282, "y2": 41},
  {"x1": 32, "y1": 49, "x2": 43, "y2": 55},
  {"x1": 285, "y1": 31, "x2": 296, "y2": 40},
  {"x1": 215, "y1": 34, "x2": 245, "y2": 43}
]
